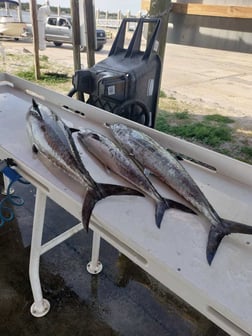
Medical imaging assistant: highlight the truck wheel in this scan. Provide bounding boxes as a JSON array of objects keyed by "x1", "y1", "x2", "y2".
[{"x1": 53, "y1": 42, "x2": 63, "y2": 47}]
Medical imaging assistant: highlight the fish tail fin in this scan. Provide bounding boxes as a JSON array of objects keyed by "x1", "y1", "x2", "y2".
[
  {"x1": 82, "y1": 188, "x2": 100, "y2": 232},
  {"x1": 82, "y1": 184, "x2": 144, "y2": 232},
  {"x1": 155, "y1": 198, "x2": 196, "y2": 229},
  {"x1": 206, "y1": 219, "x2": 252, "y2": 265},
  {"x1": 155, "y1": 201, "x2": 167, "y2": 229}
]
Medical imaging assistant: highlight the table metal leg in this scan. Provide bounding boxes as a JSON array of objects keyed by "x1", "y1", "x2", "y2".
[
  {"x1": 1, "y1": 174, "x2": 14, "y2": 195},
  {"x1": 87, "y1": 230, "x2": 103, "y2": 274},
  {"x1": 29, "y1": 188, "x2": 50, "y2": 317}
]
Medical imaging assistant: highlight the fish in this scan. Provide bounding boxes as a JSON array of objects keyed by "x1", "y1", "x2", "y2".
[
  {"x1": 26, "y1": 100, "x2": 143, "y2": 231},
  {"x1": 109, "y1": 123, "x2": 252, "y2": 265},
  {"x1": 77, "y1": 129, "x2": 195, "y2": 228}
]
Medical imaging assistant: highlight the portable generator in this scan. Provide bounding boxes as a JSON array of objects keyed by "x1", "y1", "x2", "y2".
[{"x1": 69, "y1": 17, "x2": 162, "y2": 127}]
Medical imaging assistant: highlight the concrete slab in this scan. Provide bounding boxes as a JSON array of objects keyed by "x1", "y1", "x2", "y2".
[
  {"x1": 162, "y1": 43, "x2": 252, "y2": 117},
  {"x1": 0, "y1": 180, "x2": 228, "y2": 335}
]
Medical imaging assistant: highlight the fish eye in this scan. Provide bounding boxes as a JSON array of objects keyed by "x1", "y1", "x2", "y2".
[{"x1": 90, "y1": 133, "x2": 100, "y2": 141}]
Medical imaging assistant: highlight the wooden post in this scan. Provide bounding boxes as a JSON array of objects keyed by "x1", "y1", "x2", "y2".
[
  {"x1": 17, "y1": 0, "x2": 23, "y2": 22},
  {"x1": 149, "y1": 0, "x2": 171, "y2": 64},
  {"x1": 29, "y1": 0, "x2": 40, "y2": 80},
  {"x1": 148, "y1": 0, "x2": 171, "y2": 127},
  {"x1": 83, "y1": 0, "x2": 95, "y2": 68},
  {"x1": 71, "y1": 0, "x2": 81, "y2": 72}
]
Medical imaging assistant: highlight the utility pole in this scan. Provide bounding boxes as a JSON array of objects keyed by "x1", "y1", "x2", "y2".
[
  {"x1": 83, "y1": 0, "x2": 95, "y2": 68},
  {"x1": 147, "y1": 0, "x2": 171, "y2": 127},
  {"x1": 71, "y1": 0, "x2": 81, "y2": 72},
  {"x1": 17, "y1": 0, "x2": 23, "y2": 22},
  {"x1": 30, "y1": 0, "x2": 40, "y2": 80}
]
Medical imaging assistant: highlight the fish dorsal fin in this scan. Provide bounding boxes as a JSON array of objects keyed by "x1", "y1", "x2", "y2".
[
  {"x1": 32, "y1": 98, "x2": 38, "y2": 109},
  {"x1": 31, "y1": 99, "x2": 43, "y2": 120}
]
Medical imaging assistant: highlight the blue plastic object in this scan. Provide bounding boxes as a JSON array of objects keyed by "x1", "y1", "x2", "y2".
[{"x1": 0, "y1": 159, "x2": 29, "y2": 226}]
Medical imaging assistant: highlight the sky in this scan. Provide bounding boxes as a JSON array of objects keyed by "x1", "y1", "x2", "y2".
[{"x1": 36, "y1": 0, "x2": 142, "y2": 15}]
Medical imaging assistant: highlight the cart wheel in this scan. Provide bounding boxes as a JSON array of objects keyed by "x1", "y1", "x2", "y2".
[{"x1": 115, "y1": 100, "x2": 149, "y2": 126}]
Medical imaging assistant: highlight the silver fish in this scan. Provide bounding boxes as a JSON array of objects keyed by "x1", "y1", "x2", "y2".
[
  {"x1": 109, "y1": 123, "x2": 252, "y2": 265},
  {"x1": 77, "y1": 129, "x2": 195, "y2": 228},
  {"x1": 26, "y1": 100, "x2": 143, "y2": 231}
]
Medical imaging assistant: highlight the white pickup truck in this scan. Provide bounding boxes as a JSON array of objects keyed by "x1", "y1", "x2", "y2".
[{"x1": 24, "y1": 15, "x2": 107, "y2": 51}]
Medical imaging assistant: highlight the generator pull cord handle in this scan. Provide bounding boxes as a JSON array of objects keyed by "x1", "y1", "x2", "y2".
[{"x1": 67, "y1": 88, "x2": 85, "y2": 102}]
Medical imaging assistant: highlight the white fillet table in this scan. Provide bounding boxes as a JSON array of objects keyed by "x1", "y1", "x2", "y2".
[{"x1": 0, "y1": 73, "x2": 251, "y2": 336}]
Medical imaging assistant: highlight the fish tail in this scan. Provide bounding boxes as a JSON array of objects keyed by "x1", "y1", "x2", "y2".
[
  {"x1": 155, "y1": 201, "x2": 167, "y2": 229},
  {"x1": 206, "y1": 219, "x2": 252, "y2": 265},
  {"x1": 155, "y1": 198, "x2": 196, "y2": 229},
  {"x1": 82, "y1": 188, "x2": 100, "y2": 232},
  {"x1": 82, "y1": 184, "x2": 144, "y2": 232}
]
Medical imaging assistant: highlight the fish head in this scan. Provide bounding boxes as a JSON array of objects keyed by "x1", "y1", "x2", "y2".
[
  {"x1": 108, "y1": 123, "x2": 127, "y2": 133},
  {"x1": 108, "y1": 123, "x2": 132, "y2": 142},
  {"x1": 26, "y1": 99, "x2": 63, "y2": 155},
  {"x1": 27, "y1": 99, "x2": 53, "y2": 123},
  {"x1": 77, "y1": 129, "x2": 103, "y2": 146},
  {"x1": 27, "y1": 99, "x2": 43, "y2": 121}
]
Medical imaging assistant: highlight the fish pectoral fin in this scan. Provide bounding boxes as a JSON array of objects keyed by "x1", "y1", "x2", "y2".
[{"x1": 69, "y1": 127, "x2": 80, "y2": 133}]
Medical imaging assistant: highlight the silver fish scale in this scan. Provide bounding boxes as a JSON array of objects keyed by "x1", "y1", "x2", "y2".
[
  {"x1": 110, "y1": 123, "x2": 221, "y2": 226},
  {"x1": 78, "y1": 130, "x2": 162, "y2": 202},
  {"x1": 26, "y1": 104, "x2": 93, "y2": 189}
]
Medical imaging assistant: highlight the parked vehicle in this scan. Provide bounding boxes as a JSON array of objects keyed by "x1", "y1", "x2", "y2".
[
  {"x1": 24, "y1": 15, "x2": 107, "y2": 51},
  {"x1": 0, "y1": 0, "x2": 26, "y2": 39}
]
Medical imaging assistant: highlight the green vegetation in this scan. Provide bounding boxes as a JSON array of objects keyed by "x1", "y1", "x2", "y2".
[
  {"x1": 159, "y1": 90, "x2": 167, "y2": 98},
  {"x1": 204, "y1": 114, "x2": 234, "y2": 124},
  {"x1": 156, "y1": 110, "x2": 232, "y2": 147},
  {"x1": 174, "y1": 111, "x2": 190, "y2": 120},
  {"x1": 155, "y1": 102, "x2": 251, "y2": 164},
  {"x1": 15, "y1": 69, "x2": 70, "y2": 84},
  {"x1": 241, "y1": 146, "x2": 252, "y2": 161}
]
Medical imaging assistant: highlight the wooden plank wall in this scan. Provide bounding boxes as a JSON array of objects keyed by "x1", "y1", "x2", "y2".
[
  {"x1": 141, "y1": 1, "x2": 252, "y2": 52},
  {"x1": 172, "y1": 3, "x2": 252, "y2": 19},
  {"x1": 168, "y1": 2, "x2": 252, "y2": 52}
]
